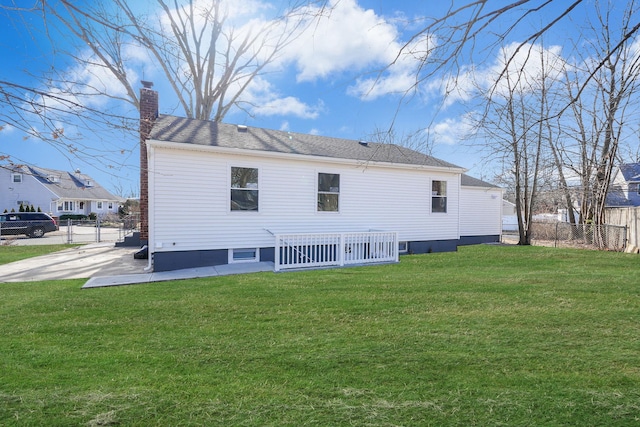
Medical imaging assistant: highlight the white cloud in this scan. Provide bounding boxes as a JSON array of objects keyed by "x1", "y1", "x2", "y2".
[
  {"x1": 347, "y1": 33, "x2": 434, "y2": 100},
  {"x1": 428, "y1": 115, "x2": 476, "y2": 145},
  {"x1": 282, "y1": 0, "x2": 400, "y2": 82},
  {"x1": 437, "y1": 42, "x2": 568, "y2": 107},
  {"x1": 241, "y1": 77, "x2": 324, "y2": 119},
  {"x1": 0, "y1": 123, "x2": 14, "y2": 133},
  {"x1": 251, "y1": 96, "x2": 322, "y2": 119}
]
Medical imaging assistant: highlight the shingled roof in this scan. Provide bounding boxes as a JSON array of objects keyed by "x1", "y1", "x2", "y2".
[
  {"x1": 25, "y1": 166, "x2": 121, "y2": 201},
  {"x1": 149, "y1": 115, "x2": 463, "y2": 170},
  {"x1": 618, "y1": 163, "x2": 640, "y2": 182},
  {"x1": 461, "y1": 174, "x2": 500, "y2": 188}
]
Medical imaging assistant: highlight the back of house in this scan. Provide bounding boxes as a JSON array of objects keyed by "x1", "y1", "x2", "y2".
[{"x1": 145, "y1": 115, "x2": 475, "y2": 272}]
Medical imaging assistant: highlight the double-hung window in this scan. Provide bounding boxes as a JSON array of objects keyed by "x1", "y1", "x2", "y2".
[
  {"x1": 11, "y1": 173, "x2": 22, "y2": 183},
  {"x1": 231, "y1": 167, "x2": 259, "y2": 211},
  {"x1": 318, "y1": 173, "x2": 340, "y2": 212},
  {"x1": 431, "y1": 180, "x2": 447, "y2": 213}
]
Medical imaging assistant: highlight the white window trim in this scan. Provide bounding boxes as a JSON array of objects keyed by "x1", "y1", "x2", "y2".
[
  {"x1": 229, "y1": 248, "x2": 260, "y2": 263},
  {"x1": 11, "y1": 173, "x2": 22, "y2": 183},
  {"x1": 398, "y1": 241, "x2": 408, "y2": 253},
  {"x1": 229, "y1": 165, "x2": 260, "y2": 213},
  {"x1": 316, "y1": 171, "x2": 341, "y2": 213},
  {"x1": 430, "y1": 179, "x2": 448, "y2": 214}
]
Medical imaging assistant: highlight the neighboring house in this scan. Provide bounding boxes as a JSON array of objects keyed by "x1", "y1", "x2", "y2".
[
  {"x1": 0, "y1": 165, "x2": 121, "y2": 217},
  {"x1": 607, "y1": 163, "x2": 640, "y2": 207},
  {"x1": 142, "y1": 110, "x2": 501, "y2": 272},
  {"x1": 459, "y1": 174, "x2": 503, "y2": 244}
]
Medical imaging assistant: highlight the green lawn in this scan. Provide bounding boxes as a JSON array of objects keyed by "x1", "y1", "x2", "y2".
[
  {"x1": 0, "y1": 244, "x2": 76, "y2": 265},
  {"x1": 1, "y1": 245, "x2": 639, "y2": 426}
]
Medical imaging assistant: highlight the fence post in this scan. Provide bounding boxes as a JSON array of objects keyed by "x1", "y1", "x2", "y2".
[
  {"x1": 339, "y1": 233, "x2": 345, "y2": 267},
  {"x1": 67, "y1": 218, "x2": 73, "y2": 243},
  {"x1": 623, "y1": 225, "x2": 628, "y2": 250},
  {"x1": 555, "y1": 222, "x2": 558, "y2": 248}
]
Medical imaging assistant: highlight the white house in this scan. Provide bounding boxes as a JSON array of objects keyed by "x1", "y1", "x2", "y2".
[
  {"x1": 459, "y1": 174, "x2": 503, "y2": 244},
  {"x1": 607, "y1": 163, "x2": 640, "y2": 207},
  {"x1": 142, "y1": 112, "x2": 502, "y2": 272},
  {"x1": 0, "y1": 165, "x2": 121, "y2": 217}
]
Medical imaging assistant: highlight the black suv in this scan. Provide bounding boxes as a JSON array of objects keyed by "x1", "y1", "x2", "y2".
[{"x1": 0, "y1": 212, "x2": 58, "y2": 238}]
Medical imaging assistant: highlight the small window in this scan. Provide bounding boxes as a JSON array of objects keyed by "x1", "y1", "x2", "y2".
[
  {"x1": 398, "y1": 241, "x2": 408, "y2": 253},
  {"x1": 108, "y1": 202, "x2": 113, "y2": 209},
  {"x1": 230, "y1": 248, "x2": 259, "y2": 263},
  {"x1": 11, "y1": 173, "x2": 22, "y2": 183},
  {"x1": 97, "y1": 201, "x2": 103, "y2": 209},
  {"x1": 231, "y1": 167, "x2": 259, "y2": 211},
  {"x1": 431, "y1": 180, "x2": 447, "y2": 213},
  {"x1": 318, "y1": 173, "x2": 340, "y2": 212}
]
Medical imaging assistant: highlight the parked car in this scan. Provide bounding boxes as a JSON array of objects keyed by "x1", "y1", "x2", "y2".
[{"x1": 0, "y1": 212, "x2": 58, "y2": 238}]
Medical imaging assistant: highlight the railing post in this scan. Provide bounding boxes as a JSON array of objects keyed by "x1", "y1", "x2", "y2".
[
  {"x1": 339, "y1": 233, "x2": 345, "y2": 267},
  {"x1": 274, "y1": 235, "x2": 281, "y2": 272},
  {"x1": 394, "y1": 232, "x2": 399, "y2": 262}
]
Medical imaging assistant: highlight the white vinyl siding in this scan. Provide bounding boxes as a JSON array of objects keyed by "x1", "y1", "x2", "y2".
[
  {"x1": 148, "y1": 144, "x2": 461, "y2": 253},
  {"x1": 459, "y1": 186, "x2": 503, "y2": 236}
]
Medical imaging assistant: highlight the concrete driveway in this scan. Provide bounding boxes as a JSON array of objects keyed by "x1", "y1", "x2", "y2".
[
  {"x1": 0, "y1": 226, "x2": 122, "y2": 246},
  {"x1": 0, "y1": 243, "x2": 147, "y2": 282}
]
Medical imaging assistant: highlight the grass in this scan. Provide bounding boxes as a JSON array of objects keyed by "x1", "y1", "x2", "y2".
[
  {"x1": 1, "y1": 245, "x2": 639, "y2": 426},
  {"x1": 0, "y1": 243, "x2": 77, "y2": 265}
]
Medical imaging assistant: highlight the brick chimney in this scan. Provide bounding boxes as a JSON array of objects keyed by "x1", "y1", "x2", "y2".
[{"x1": 139, "y1": 81, "x2": 158, "y2": 244}]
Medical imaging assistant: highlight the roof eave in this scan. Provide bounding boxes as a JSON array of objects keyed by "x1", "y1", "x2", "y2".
[{"x1": 147, "y1": 139, "x2": 467, "y2": 174}]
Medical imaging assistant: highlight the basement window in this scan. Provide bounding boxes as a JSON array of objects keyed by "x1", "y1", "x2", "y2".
[{"x1": 230, "y1": 248, "x2": 259, "y2": 263}]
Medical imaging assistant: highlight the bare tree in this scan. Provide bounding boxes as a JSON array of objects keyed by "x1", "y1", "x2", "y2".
[
  {"x1": 366, "y1": 126, "x2": 434, "y2": 157},
  {"x1": 475, "y1": 44, "x2": 560, "y2": 245},
  {"x1": 397, "y1": 1, "x2": 640, "y2": 107},
  {"x1": 559, "y1": 1, "x2": 640, "y2": 227},
  {"x1": 37, "y1": 0, "x2": 314, "y2": 121},
  {"x1": 0, "y1": 0, "x2": 320, "y2": 189}
]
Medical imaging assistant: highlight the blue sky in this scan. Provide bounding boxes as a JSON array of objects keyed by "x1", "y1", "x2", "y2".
[{"x1": 0, "y1": 0, "x2": 625, "y2": 196}]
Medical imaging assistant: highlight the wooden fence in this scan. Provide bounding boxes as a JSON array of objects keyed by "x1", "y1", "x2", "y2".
[{"x1": 606, "y1": 207, "x2": 640, "y2": 248}]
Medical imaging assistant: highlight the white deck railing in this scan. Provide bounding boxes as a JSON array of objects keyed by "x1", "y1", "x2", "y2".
[{"x1": 274, "y1": 231, "x2": 398, "y2": 271}]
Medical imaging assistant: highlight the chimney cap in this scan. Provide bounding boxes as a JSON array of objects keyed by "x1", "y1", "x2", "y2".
[{"x1": 141, "y1": 80, "x2": 154, "y2": 88}]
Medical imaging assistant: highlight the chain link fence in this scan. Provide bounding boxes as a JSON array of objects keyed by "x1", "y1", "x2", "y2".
[
  {"x1": 504, "y1": 222, "x2": 628, "y2": 251},
  {"x1": 1, "y1": 214, "x2": 139, "y2": 246}
]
